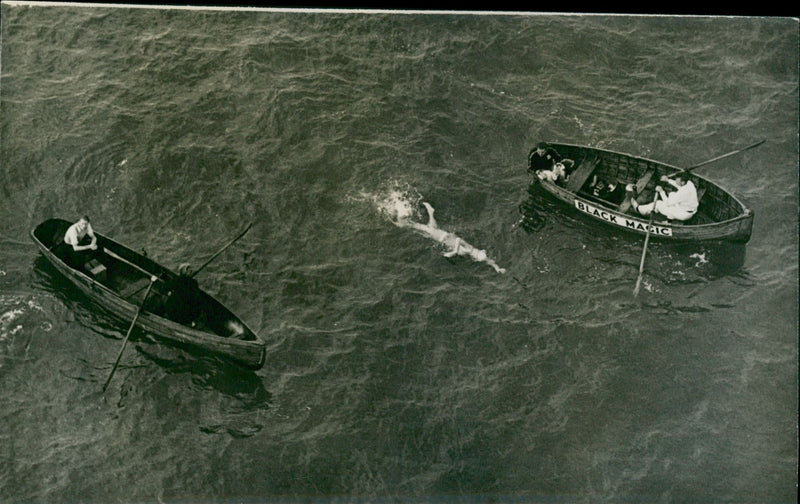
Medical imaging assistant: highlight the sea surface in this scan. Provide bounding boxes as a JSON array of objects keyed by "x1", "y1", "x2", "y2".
[{"x1": 0, "y1": 5, "x2": 797, "y2": 503}]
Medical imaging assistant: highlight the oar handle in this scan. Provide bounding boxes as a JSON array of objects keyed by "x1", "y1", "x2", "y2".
[{"x1": 103, "y1": 248, "x2": 162, "y2": 282}]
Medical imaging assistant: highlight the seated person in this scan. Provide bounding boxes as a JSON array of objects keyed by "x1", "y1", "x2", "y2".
[
  {"x1": 589, "y1": 175, "x2": 626, "y2": 205},
  {"x1": 630, "y1": 174, "x2": 699, "y2": 221},
  {"x1": 528, "y1": 142, "x2": 560, "y2": 174},
  {"x1": 162, "y1": 263, "x2": 204, "y2": 326},
  {"x1": 560, "y1": 158, "x2": 577, "y2": 177},
  {"x1": 61, "y1": 215, "x2": 102, "y2": 269},
  {"x1": 536, "y1": 160, "x2": 571, "y2": 186}
]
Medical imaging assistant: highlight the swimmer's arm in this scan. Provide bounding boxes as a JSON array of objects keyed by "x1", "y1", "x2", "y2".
[{"x1": 423, "y1": 203, "x2": 437, "y2": 228}]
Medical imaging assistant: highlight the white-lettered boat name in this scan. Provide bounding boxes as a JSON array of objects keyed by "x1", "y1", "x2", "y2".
[{"x1": 575, "y1": 200, "x2": 673, "y2": 237}]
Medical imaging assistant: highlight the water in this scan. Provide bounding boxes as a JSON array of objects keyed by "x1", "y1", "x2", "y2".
[{"x1": 1, "y1": 5, "x2": 797, "y2": 503}]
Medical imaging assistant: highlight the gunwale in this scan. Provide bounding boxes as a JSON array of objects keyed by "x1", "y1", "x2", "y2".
[
  {"x1": 529, "y1": 143, "x2": 754, "y2": 243},
  {"x1": 31, "y1": 218, "x2": 266, "y2": 370}
]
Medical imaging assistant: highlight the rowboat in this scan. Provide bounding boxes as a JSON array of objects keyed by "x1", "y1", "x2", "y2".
[
  {"x1": 31, "y1": 218, "x2": 266, "y2": 369},
  {"x1": 527, "y1": 143, "x2": 754, "y2": 243}
]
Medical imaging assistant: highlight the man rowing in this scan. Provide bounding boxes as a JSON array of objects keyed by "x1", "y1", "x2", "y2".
[
  {"x1": 162, "y1": 263, "x2": 204, "y2": 326},
  {"x1": 630, "y1": 174, "x2": 699, "y2": 221}
]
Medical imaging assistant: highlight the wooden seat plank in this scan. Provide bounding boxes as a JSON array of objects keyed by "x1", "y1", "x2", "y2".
[
  {"x1": 635, "y1": 169, "x2": 655, "y2": 193},
  {"x1": 618, "y1": 169, "x2": 657, "y2": 213},
  {"x1": 565, "y1": 155, "x2": 599, "y2": 192}
]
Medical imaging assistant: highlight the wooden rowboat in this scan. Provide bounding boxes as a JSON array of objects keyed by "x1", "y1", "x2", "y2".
[
  {"x1": 527, "y1": 143, "x2": 754, "y2": 243},
  {"x1": 31, "y1": 218, "x2": 266, "y2": 369}
]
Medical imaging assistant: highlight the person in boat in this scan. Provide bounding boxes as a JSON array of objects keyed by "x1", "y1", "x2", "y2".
[
  {"x1": 536, "y1": 159, "x2": 575, "y2": 187},
  {"x1": 629, "y1": 174, "x2": 699, "y2": 221},
  {"x1": 396, "y1": 202, "x2": 506, "y2": 274},
  {"x1": 528, "y1": 142, "x2": 560, "y2": 174},
  {"x1": 589, "y1": 175, "x2": 626, "y2": 205},
  {"x1": 162, "y1": 263, "x2": 204, "y2": 326},
  {"x1": 536, "y1": 161, "x2": 565, "y2": 184},
  {"x1": 61, "y1": 215, "x2": 102, "y2": 269}
]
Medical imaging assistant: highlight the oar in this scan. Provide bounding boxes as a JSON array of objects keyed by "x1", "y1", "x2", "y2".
[
  {"x1": 634, "y1": 191, "x2": 660, "y2": 297},
  {"x1": 103, "y1": 247, "x2": 162, "y2": 281},
  {"x1": 102, "y1": 276, "x2": 157, "y2": 392},
  {"x1": 668, "y1": 140, "x2": 766, "y2": 177},
  {"x1": 190, "y1": 222, "x2": 253, "y2": 278}
]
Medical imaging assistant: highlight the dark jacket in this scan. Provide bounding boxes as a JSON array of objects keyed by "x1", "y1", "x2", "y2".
[
  {"x1": 163, "y1": 275, "x2": 202, "y2": 324},
  {"x1": 528, "y1": 148, "x2": 560, "y2": 173}
]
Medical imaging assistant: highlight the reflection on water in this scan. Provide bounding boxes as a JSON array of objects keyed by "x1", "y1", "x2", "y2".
[
  {"x1": 516, "y1": 181, "x2": 555, "y2": 232},
  {"x1": 135, "y1": 344, "x2": 271, "y2": 409},
  {"x1": 134, "y1": 345, "x2": 271, "y2": 438}
]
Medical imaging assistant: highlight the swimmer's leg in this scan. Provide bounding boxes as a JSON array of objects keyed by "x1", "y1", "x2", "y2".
[{"x1": 488, "y1": 259, "x2": 506, "y2": 274}]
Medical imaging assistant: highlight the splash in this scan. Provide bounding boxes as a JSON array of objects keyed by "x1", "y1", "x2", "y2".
[
  {"x1": 0, "y1": 309, "x2": 25, "y2": 342},
  {"x1": 357, "y1": 181, "x2": 422, "y2": 225},
  {"x1": 0, "y1": 296, "x2": 49, "y2": 344},
  {"x1": 356, "y1": 184, "x2": 507, "y2": 274},
  {"x1": 690, "y1": 252, "x2": 709, "y2": 266}
]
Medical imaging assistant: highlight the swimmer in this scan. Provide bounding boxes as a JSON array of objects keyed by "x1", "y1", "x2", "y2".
[{"x1": 397, "y1": 202, "x2": 506, "y2": 274}]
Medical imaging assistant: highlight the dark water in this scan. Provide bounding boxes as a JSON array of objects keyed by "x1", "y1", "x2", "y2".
[{"x1": 1, "y1": 6, "x2": 797, "y2": 503}]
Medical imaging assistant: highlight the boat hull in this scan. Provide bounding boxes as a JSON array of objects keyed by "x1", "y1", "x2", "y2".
[
  {"x1": 31, "y1": 219, "x2": 266, "y2": 370},
  {"x1": 529, "y1": 143, "x2": 754, "y2": 243}
]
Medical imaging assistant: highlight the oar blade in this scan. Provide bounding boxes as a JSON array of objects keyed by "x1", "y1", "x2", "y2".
[
  {"x1": 684, "y1": 139, "x2": 766, "y2": 172},
  {"x1": 633, "y1": 192, "x2": 659, "y2": 297}
]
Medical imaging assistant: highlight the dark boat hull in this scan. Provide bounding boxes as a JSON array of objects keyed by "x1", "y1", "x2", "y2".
[
  {"x1": 31, "y1": 219, "x2": 266, "y2": 369},
  {"x1": 529, "y1": 143, "x2": 754, "y2": 243}
]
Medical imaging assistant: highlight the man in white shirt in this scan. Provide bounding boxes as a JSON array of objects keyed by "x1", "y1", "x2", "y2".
[
  {"x1": 631, "y1": 175, "x2": 699, "y2": 221},
  {"x1": 63, "y1": 215, "x2": 100, "y2": 268}
]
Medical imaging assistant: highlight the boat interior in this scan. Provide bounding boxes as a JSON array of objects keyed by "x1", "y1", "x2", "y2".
[
  {"x1": 547, "y1": 144, "x2": 746, "y2": 225},
  {"x1": 33, "y1": 219, "x2": 257, "y2": 341}
]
